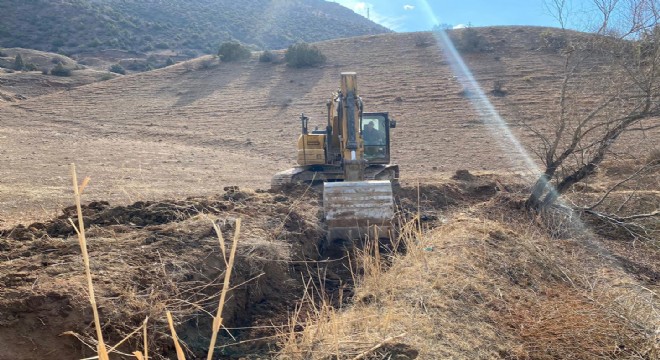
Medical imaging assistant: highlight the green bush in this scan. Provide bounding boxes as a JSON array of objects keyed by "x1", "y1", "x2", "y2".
[
  {"x1": 199, "y1": 57, "x2": 218, "y2": 69},
  {"x1": 50, "y1": 62, "x2": 72, "y2": 76},
  {"x1": 14, "y1": 54, "x2": 24, "y2": 70},
  {"x1": 217, "y1": 41, "x2": 251, "y2": 62},
  {"x1": 109, "y1": 63, "x2": 126, "y2": 74},
  {"x1": 259, "y1": 50, "x2": 275, "y2": 62},
  {"x1": 24, "y1": 63, "x2": 37, "y2": 71},
  {"x1": 284, "y1": 43, "x2": 326, "y2": 68},
  {"x1": 125, "y1": 60, "x2": 151, "y2": 72},
  {"x1": 165, "y1": 57, "x2": 175, "y2": 66},
  {"x1": 451, "y1": 27, "x2": 489, "y2": 53}
]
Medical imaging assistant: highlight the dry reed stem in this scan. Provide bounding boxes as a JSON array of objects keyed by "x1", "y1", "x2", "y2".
[
  {"x1": 133, "y1": 352, "x2": 145, "y2": 360},
  {"x1": 70, "y1": 163, "x2": 109, "y2": 360},
  {"x1": 166, "y1": 310, "x2": 186, "y2": 360},
  {"x1": 352, "y1": 332, "x2": 407, "y2": 360},
  {"x1": 142, "y1": 316, "x2": 148, "y2": 360},
  {"x1": 207, "y1": 217, "x2": 241, "y2": 360}
]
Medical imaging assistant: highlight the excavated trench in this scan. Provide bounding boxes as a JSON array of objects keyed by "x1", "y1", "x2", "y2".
[{"x1": 0, "y1": 175, "x2": 501, "y2": 359}]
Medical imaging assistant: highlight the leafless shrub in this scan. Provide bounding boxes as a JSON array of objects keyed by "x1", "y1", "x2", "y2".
[
  {"x1": 491, "y1": 80, "x2": 507, "y2": 97},
  {"x1": 413, "y1": 32, "x2": 434, "y2": 48},
  {"x1": 539, "y1": 29, "x2": 569, "y2": 52}
]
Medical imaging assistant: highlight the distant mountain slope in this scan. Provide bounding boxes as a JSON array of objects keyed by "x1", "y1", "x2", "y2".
[{"x1": 0, "y1": 0, "x2": 390, "y2": 55}]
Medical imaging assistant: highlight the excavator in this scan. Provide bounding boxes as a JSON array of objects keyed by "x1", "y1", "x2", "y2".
[{"x1": 272, "y1": 72, "x2": 399, "y2": 243}]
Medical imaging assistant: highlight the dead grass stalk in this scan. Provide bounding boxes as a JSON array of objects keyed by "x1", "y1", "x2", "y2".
[
  {"x1": 207, "y1": 217, "x2": 241, "y2": 359},
  {"x1": 69, "y1": 163, "x2": 110, "y2": 360}
]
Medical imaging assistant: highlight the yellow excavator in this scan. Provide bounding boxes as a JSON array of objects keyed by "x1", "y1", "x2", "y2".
[{"x1": 272, "y1": 72, "x2": 399, "y2": 242}]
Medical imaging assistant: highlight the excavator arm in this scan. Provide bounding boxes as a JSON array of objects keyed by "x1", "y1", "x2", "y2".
[
  {"x1": 323, "y1": 72, "x2": 395, "y2": 244},
  {"x1": 271, "y1": 72, "x2": 397, "y2": 245}
]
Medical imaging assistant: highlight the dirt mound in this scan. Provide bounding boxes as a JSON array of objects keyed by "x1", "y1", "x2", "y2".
[
  {"x1": 0, "y1": 177, "x2": 502, "y2": 359},
  {"x1": 395, "y1": 173, "x2": 509, "y2": 223},
  {"x1": 0, "y1": 187, "x2": 327, "y2": 359}
]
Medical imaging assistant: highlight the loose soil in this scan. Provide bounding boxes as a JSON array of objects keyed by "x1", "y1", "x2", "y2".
[{"x1": 0, "y1": 173, "x2": 510, "y2": 360}]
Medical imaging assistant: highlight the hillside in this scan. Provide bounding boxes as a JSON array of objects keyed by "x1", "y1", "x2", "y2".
[
  {"x1": 0, "y1": 27, "x2": 658, "y2": 359},
  {"x1": 0, "y1": 0, "x2": 390, "y2": 56},
  {"x1": 1, "y1": 26, "x2": 656, "y2": 224},
  {"x1": 0, "y1": 48, "x2": 120, "y2": 102}
]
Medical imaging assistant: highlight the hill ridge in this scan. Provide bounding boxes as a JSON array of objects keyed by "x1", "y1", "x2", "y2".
[{"x1": 0, "y1": 0, "x2": 390, "y2": 56}]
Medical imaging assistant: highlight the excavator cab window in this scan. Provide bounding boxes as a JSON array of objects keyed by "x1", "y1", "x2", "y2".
[{"x1": 361, "y1": 113, "x2": 389, "y2": 162}]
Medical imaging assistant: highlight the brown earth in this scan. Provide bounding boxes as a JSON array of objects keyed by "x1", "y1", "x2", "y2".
[
  {"x1": 0, "y1": 69, "x2": 119, "y2": 102},
  {"x1": 0, "y1": 28, "x2": 658, "y2": 223},
  {"x1": 0, "y1": 27, "x2": 658, "y2": 359},
  {"x1": 4, "y1": 27, "x2": 657, "y2": 226},
  {"x1": 0, "y1": 176, "x2": 502, "y2": 359},
  {"x1": 0, "y1": 186, "x2": 325, "y2": 359}
]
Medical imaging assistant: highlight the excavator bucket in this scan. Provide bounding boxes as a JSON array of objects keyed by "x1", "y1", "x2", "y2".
[{"x1": 323, "y1": 180, "x2": 395, "y2": 242}]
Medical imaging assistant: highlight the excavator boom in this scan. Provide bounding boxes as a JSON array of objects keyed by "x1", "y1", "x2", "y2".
[{"x1": 273, "y1": 72, "x2": 397, "y2": 244}]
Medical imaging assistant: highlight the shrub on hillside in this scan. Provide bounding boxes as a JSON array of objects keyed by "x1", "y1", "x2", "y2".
[
  {"x1": 414, "y1": 33, "x2": 434, "y2": 47},
  {"x1": 0, "y1": 49, "x2": 7, "y2": 57},
  {"x1": 14, "y1": 54, "x2": 24, "y2": 70},
  {"x1": 540, "y1": 30, "x2": 568, "y2": 52},
  {"x1": 450, "y1": 27, "x2": 489, "y2": 53},
  {"x1": 109, "y1": 63, "x2": 126, "y2": 74},
  {"x1": 165, "y1": 57, "x2": 175, "y2": 66},
  {"x1": 217, "y1": 41, "x2": 251, "y2": 62},
  {"x1": 491, "y1": 80, "x2": 507, "y2": 97},
  {"x1": 199, "y1": 57, "x2": 218, "y2": 69},
  {"x1": 50, "y1": 62, "x2": 71, "y2": 77},
  {"x1": 259, "y1": 50, "x2": 275, "y2": 63},
  {"x1": 24, "y1": 63, "x2": 37, "y2": 71},
  {"x1": 285, "y1": 43, "x2": 326, "y2": 68}
]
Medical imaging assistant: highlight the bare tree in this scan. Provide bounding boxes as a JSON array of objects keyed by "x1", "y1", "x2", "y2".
[
  {"x1": 593, "y1": 0, "x2": 621, "y2": 33},
  {"x1": 544, "y1": 0, "x2": 572, "y2": 29},
  {"x1": 526, "y1": 0, "x2": 660, "y2": 221}
]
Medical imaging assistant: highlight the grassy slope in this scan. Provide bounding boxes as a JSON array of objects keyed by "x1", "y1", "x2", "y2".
[
  {"x1": 0, "y1": 0, "x2": 390, "y2": 55},
  {"x1": 1, "y1": 27, "x2": 657, "y2": 224}
]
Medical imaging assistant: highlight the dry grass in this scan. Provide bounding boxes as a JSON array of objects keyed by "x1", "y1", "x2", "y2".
[
  {"x1": 166, "y1": 310, "x2": 186, "y2": 360},
  {"x1": 278, "y1": 200, "x2": 659, "y2": 359},
  {"x1": 207, "y1": 217, "x2": 240, "y2": 359},
  {"x1": 69, "y1": 163, "x2": 110, "y2": 360},
  {"x1": 62, "y1": 164, "x2": 249, "y2": 359},
  {"x1": 6, "y1": 28, "x2": 658, "y2": 225}
]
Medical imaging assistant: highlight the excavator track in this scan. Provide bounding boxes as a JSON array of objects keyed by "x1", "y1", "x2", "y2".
[
  {"x1": 271, "y1": 164, "x2": 399, "y2": 190},
  {"x1": 270, "y1": 168, "x2": 305, "y2": 189},
  {"x1": 365, "y1": 164, "x2": 400, "y2": 181}
]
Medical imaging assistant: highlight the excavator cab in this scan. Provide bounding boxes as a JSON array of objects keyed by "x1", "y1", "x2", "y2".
[{"x1": 361, "y1": 112, "x2": 395, "y2": 163}]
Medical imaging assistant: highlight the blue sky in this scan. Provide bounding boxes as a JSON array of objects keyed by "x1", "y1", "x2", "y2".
[{"x1": 330, "y1": 0, "x2": 596, "y2": 32}]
